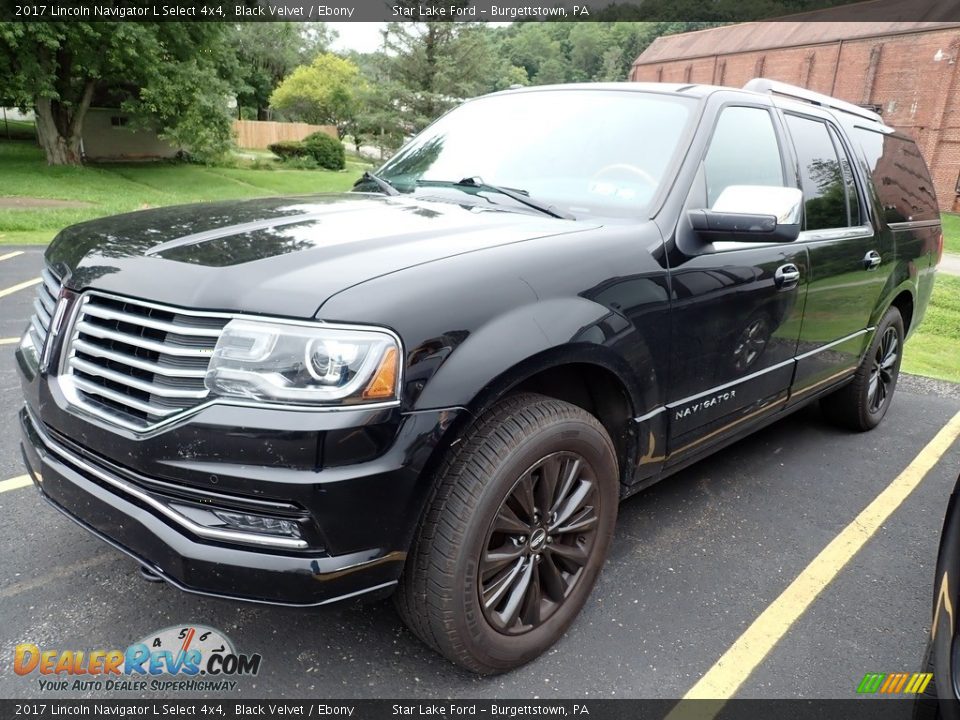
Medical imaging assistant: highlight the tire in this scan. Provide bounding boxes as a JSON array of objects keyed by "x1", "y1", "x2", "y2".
[
  {"x1": 912, "y1": 637, "x2": 940, "y2": 720},
  {"x1": 821, "y1": 305, "x2": 904, "y2": 432},
  {"x1": 395, "y1": 393, "x2": 619, "y2": 674}
]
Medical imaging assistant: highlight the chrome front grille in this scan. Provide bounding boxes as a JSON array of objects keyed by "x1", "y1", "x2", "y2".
[
  {"x1": 28, "y1": 268, "x2": 61, "y2": 350},
  {"x1": 63, "y1": 293, "x2": 229, "y2": 429}
]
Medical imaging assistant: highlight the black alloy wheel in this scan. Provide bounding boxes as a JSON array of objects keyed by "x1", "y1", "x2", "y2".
[
  {"x1": 821, "y1": 305, "x2": 904, "y2": 431},
  {"x1": 395, "y1": 393, "x2": 619, "y2": 674},
  {"x1": 479, "y1": 451, "x2": 599, "y2": 635},
  {"x1": 868, "y1": 326, "x2": 899, "y2": 414}
]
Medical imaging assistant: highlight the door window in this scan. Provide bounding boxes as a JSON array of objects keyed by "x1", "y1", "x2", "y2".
[
  {"x1": 785, "y1": 114, "x2": 855, "y2": 231},
  {"x1": 703, "y1": 107, "x2": 786, "y2": 207}
]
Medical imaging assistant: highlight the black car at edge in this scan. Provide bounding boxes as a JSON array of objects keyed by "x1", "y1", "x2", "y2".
[
  {"x1": 17, "y1": 79, "x2": 943, "y2": 673},
  {"x1": 917, "y1": 471, "x2": 960, "y2": 719}
]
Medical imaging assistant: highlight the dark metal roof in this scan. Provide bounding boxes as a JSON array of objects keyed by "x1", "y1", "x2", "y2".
[{"x1": 634, "y1": 19, "x2": 960, "y2": 67}]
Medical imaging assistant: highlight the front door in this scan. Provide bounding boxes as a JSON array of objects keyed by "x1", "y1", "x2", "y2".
[{"x1": 665, "y1": 104, "x2": 808, "y2": 464}]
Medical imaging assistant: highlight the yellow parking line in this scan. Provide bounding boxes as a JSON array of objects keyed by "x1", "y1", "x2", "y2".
[
  {"x1": 0, "y1": 250, "x2": 24, "y2": 263},
  {"x1": 0, "y1": 475, "x2": 32, "y2": 493},
  {"x1": 674, "y1": 409, "x2": 960, "y2": 708},
  {"x1": 0, "y1": 277, "x2": 40, "y2": 300},
  {"x1": 0, "y1": 337, "x2": 19, "y2": 345}
]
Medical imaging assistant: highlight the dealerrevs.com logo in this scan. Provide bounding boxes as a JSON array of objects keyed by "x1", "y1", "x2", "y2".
[{"x1": 13, "y1": 625, "x2": 261, "y2": 692}]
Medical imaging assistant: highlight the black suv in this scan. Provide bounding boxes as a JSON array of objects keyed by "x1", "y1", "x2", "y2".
[{"x1": 17, "y1": 80, "x2": 942, "y2": 673}]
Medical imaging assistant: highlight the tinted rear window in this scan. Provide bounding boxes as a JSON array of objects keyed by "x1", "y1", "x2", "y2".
[{"x1": 852, "y1": 128, "x2": 938, "y2": 223}]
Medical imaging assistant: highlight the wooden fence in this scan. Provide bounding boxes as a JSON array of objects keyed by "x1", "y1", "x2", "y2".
[{"x1": 233, "y1": 120, "x2": 337, "y2": 150}]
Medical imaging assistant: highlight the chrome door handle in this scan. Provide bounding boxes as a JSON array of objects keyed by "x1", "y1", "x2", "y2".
[
  {"x1": 864, "y1": 250, "x2": 882, "y2": 270},
  {"x1": 775, "y1": 264, "x2": 801, "y2": 289}
]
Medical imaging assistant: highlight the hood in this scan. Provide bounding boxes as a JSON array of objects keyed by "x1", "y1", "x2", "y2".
[{"x1": 47, "y1": 193, "x2": 596, "y2": 318}]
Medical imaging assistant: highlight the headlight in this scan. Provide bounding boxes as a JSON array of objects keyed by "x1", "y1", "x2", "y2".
[{"x1": 204, "y1": 319, "x2": 400, "y2": 405}]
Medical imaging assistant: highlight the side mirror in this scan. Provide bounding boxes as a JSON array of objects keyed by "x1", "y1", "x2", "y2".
[{"x1": 687, "y1": 186, "x2": 803, "y2": 243}]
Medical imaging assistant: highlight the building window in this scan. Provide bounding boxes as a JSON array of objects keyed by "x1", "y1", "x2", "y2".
[{"x1": 110, "y1": 116, "x2": 129, "y2": 128}]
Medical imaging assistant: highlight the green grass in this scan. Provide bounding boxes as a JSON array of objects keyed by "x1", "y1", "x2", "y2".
[
  {"x1": 903, "y1": 274, "x2": 960, "y2": 383},
  {"x1": 0, "y1": 118, "x2": 36, "y2": 141},
  {"x1": 942, "y1": 212, "x2": 960, "y2": 256},
  {"x1": 904, "y1": 214, "x2": 960, "y2": 382},
  {"x1": 0, "y1": 141, "x2": 368, "y2": 245}
]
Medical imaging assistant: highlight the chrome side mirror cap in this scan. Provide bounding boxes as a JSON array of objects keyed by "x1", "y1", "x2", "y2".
[
  {"x1": 688, "y1": 185, "x2": 804, "y2": 244},
  {"x1": 711, "y1": 185, "x2": 803, "y2": 226}
]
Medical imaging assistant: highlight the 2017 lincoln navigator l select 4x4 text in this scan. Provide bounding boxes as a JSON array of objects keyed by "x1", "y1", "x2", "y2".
[{"x1": 17, "y1": 79, "x2": 943, "y2": 673}]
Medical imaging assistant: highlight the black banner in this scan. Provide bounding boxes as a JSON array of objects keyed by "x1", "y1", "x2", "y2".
[
  {"x1": 3, "y1": 0, "x2": 960, "y2": 23},
  {"x1": 0, "y1": 699, "x2": 933, "y2": 720}
]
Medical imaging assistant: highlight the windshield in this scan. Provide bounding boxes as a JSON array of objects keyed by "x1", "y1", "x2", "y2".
[{"x1": 377, "y1": 89, "x2": 695, "y2": 219}]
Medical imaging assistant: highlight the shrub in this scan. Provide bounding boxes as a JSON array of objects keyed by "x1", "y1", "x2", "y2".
[
  {"x1": 249, "y1": 158, "x2": 277, "y2": 170},
  {"x1": 283, "y1": 156, "x2": 321, "y2": 170},
  {"x1": 302, "y1": 132, "x2": 345, "y2": 170},
  {"x1": 268, "y1": 140, "x2": 307, "y2": 160}
]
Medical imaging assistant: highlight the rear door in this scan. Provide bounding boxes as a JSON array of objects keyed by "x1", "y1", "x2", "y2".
[
  {"x1": 782, "y1": 112, "x2": 893, "y2": 403},
  {"x1": 665, "y1": 103, "x2": 808, "y2": 463}
]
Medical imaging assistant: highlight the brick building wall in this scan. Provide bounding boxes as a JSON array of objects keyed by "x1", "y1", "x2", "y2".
[{"x1": 631, "y1": 23, "x2": 960, "y2": 211}]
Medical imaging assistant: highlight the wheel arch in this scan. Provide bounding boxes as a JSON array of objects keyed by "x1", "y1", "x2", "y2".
[
  {"x1": 412, "y1": 296, "x2": 656, "y2": 416},
  {"x1": 418, "y1": 342, "x2": 646, "y2": 497},
  {"x1": 889, "y1": 287, "x2": 915, "y2": 336},
  {"x1": 874, "y1": 265, "x2": 919, "y2": 337}
]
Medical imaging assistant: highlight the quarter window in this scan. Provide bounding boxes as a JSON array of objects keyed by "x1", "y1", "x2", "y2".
[
  {"x1": 854, "y1": 127, "x2": 939, "y2": 223},
  {"x1": 704, "y1": 107, "x2": 785, "y2": 207},
  {"x1": 785, "y1": 115, "x2": 851, "y2": 231}
]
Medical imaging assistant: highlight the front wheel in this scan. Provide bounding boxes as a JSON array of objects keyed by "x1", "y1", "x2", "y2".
[
  {"x1": 395, "y1": 393, "x2": 619, "y2": 674},
  {"x1": 821, "y1": 305, "x2": 904, "y2": 431}
]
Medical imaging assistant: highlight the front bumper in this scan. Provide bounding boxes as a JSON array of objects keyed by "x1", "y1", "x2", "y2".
[{"x1": 19, "y1": 401, "x2": 463, "y2": 607}]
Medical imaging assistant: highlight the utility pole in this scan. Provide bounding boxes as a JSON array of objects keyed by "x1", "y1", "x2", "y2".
[{"x1": 379, "y1": 27, "x2": 389, "y2": 161}]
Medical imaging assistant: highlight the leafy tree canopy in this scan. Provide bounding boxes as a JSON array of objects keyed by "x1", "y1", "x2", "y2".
[
  {"x1": 233, "y1": 22, "x2": 335, "y2": 120},
  {"x1": 0, "y1": 22, "x2": 239, "y2": 165},
  {"x1": 269, "y1": 52, "x2": 363, "y2": 138}
]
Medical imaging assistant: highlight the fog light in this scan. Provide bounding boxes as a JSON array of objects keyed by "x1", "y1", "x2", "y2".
[
  {"x1": 212, "y1": 510, "x2": 302, "y2": 539},
  {"x1": 167, "y1": 502, "x2": 308, "y2": 549},
  {"x1": 19, "y1": 330, "x2": 39, "y2": 368}
]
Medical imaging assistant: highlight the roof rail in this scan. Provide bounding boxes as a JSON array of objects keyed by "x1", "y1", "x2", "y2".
[{"x1": 743, "y1": 78, "x2": 883, "y2": 123}]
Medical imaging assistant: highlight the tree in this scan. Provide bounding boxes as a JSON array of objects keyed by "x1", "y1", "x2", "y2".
[
  {"x1": 568, "y1": 24, "x2": 609, "y2": 81},
  {"x1": 0, "y1": 22, "x2": 239, "y2": 165},
  {"x1": 343, "y1": 81, "x2": 407, "y2": 157},
  {"x1": 493, "y1": 21, "x2": 718, "y2": 86},
  {"x1": 379, "y1": 21, "x2": 495, "y2": 132},
  {"x1": 494, "y1": 65, "x2": 531, "y2": 91},
  {"x1": 269, "y1": 53, "x2": 362, "y2": 139},
  {"x1": 499, "y1": 23, "x2": 566, "y2": 86},
  {"x1": 233, "y1": 22, "x2": 335, "y2": 121}
]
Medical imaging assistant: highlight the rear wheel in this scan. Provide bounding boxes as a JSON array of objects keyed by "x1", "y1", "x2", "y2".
[
  {"x1": 821, "y1": 306, "x2": 904, "y2": 431},
  {"x1": 395, "y1": 393, "x2": 619, "y2": 674}
]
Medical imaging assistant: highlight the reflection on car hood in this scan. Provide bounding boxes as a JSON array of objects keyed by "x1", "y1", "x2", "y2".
[{"x1": 46, "y1": 193, "x2": 596, "y2": 318}]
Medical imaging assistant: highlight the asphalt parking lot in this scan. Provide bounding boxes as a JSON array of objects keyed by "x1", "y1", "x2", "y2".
[{"x1": 1, "y1": 245, "x2": 959, "y2": 701}]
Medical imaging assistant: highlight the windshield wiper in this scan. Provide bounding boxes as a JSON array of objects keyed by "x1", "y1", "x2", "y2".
[
  {"x1": 354, "y1": 171, "x2": 400, "y2": 196},
  {"x1": 420, "y1": 177, "x2": 574, "y2": 220}
]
